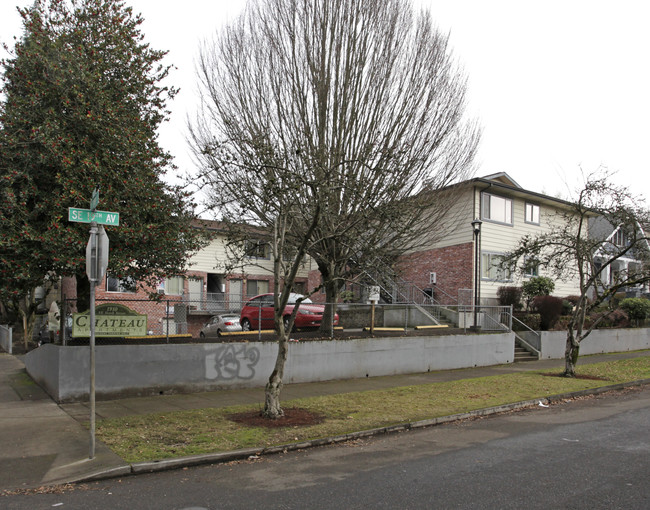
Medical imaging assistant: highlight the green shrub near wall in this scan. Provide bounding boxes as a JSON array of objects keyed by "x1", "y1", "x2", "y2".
[
  {"x1": 620, "y1": 298, "x2": 650, "y2": 324},
  {"x1": 513, "y1": 313, "x2": 541, "y2": 331}
]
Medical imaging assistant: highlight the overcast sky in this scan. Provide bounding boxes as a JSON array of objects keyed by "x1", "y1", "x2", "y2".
[{"x1": 1, "y1": 0, "x2": 648, "y2": 203}]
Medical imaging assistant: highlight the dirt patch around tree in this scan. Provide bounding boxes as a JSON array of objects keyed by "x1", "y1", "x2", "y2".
[{"x1": 227, "y1": 407, "x2": 325, "y2": 428}]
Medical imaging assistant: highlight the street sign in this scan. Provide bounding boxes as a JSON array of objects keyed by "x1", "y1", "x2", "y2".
[
  {"x1": 69, "y1": 207, "x2": 119, "y2": 226},
  {"x1": 86, "y1": 225, "x2": 109, "y2": 283}
]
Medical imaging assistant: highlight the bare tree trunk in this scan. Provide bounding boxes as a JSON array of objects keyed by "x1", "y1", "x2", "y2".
[
  {"x1": 563, "y1": 330, "x2": 580, "y2": 377},
  {"x1": 320, "y1": 278, "x2": 340, "y2": 338},
  {"x1": 19, "y1": 295, "x2": 37, "y2": 351},
  {"x1": 263, "y1": 335, "x2": 289, "y2": 418},
  {"x1": 21, "y1": 311, "x2": 30, "y2": 351}
]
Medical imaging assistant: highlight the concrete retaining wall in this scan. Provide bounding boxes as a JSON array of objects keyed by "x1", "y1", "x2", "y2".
[
  {"x1": 25, "y1": 332, "x2": 514, "y2": 402},
  {"x1": 539, "y1": 328, "x2": 650, "y2": 359},
  {"x1": 0, "y1": 324, "x2": 12, "y2": 354}
]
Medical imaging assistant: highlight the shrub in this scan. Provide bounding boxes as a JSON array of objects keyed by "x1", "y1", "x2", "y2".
[
  {"x1": 564, "y1": 295, "x2": 581, "y2": 306},
  {"x1": 611, "y1": 292, "x2": 627, "y2": 308},
  {"x1": 497, "y1": 286, "x2": 523, "y2": 310},
  {"x1": 619, "y1": 298, "x2": 650, "y2": 324},
  {"x1": 590, "y1": 309, "x2": 629, "y2": 329},
  {"x1": 552, "y1": 316, "x2": 572, "y2": 331},
  {"x1": 513, "y1": 312, "x2": 541, "y2": 331},
  {"x1": 522, "y1": 276, "x2": 555, "y2": 309},
  {"x1": 561, "y1": 299, "x2": 573, "y2": 315},
  {"x1": 339, "y1": 290, "x2": 356, "y2": 303},
  {"x1": 531, "y1": 295, "x2": 564, "y2": 330}
]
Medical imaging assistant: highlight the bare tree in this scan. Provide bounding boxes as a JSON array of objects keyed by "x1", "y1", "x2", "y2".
[
  {"x1": 191, "y1": 0, "x2": 479, "y2": 318},
  {"x1": 190, "y1": 0, "x2": 479, "y2": 414},
  {"x1": 504, "y1": 170, "x2": 650, "y2": 377}
]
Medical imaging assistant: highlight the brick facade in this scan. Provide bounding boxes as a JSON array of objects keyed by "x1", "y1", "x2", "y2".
[{"x1": 396, "y1": 242, "x2": 474, "y2": 304}]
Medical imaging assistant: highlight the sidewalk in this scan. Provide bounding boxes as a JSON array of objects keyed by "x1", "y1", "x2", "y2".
[{"x1": 1, "y1": 350, "x2": 648, "y2": 491}]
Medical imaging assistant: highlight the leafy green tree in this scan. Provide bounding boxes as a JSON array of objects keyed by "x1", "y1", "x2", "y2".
[
  {"x1": 0, "y1": 0, "x2": 205, "y2": 343},
  {"x1": 521, "y1": 276, "x2": 555, "y2": 310}
]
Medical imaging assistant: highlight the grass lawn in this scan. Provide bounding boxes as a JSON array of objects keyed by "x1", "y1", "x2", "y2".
[{"x1": 96, "y1": 357, "x2": 650, "y2": 463}]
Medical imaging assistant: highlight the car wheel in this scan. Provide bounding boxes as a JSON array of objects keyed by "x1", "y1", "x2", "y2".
[
  {"x1": 241, "y1": 318, "x2": 251, "y2": 331},
  {"x1": 283, "y1": 316, "x2": 292, "y2": 332},
  {"x1": 199, "y1": 332, "x2": 205, "y2": 339},
  {"x1": 217, "y1": 329, "x2": 222, "y2": 337}
]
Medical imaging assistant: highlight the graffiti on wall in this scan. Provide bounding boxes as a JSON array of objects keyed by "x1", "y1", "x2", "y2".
[{"x1": 205, "y1": 345, "x2": 261, "y2": 381}]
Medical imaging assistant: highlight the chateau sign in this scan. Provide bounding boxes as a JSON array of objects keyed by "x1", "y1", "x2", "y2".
[{"x1": 73, "y1": 303, "x2": 147, "y2": 337}]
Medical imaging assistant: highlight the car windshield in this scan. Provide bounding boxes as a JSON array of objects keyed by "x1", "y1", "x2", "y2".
[{"x1": 287, "y1": 293, "x2": 313, "y2": 304}]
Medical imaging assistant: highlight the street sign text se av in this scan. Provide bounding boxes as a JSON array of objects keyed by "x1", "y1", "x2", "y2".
[{"x1": 68, "y1": 208, "x2": 120, "y2": 226}]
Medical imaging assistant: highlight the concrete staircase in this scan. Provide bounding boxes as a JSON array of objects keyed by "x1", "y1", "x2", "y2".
[{"x1": 514, "y1": 341, "x2": 538, "y2": 362}]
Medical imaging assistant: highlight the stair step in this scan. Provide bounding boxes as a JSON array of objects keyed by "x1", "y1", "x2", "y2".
[
  {"x1": 514, "y1": 341, "x2": 538, "y2": 362},
  {"x1": 514, "y1": 353, "x2": 538, "y2": 362}
]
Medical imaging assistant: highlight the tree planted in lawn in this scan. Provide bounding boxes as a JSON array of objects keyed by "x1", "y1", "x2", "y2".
[
  {"x1": 504, "y1": 170, "x2": 650, "y2": 376},
  {"x1": 191, "y1": 0, "x2": 479, "y2": 338}
]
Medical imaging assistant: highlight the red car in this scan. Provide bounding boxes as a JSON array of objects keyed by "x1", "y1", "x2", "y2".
[{"x1": 240, "y1": 293, "x2": 339, "y2": 331}]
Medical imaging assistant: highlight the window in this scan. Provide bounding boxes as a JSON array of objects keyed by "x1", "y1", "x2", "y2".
[
  {"x1": 245, "y1": 240, "x2": 270, "y2": 259},
  {"x1": 164, "y1": 276, "x2": 184, "y2": 295},
  {"x1": 106, "y1": 275, "x2": 136, "y2": 293},
  {"x1": 525, "y1": 203, "x2": 540, "y2": 224},
  {"x1": 524, "y1": 257, "x2": 539, "y2": 278},
  {"x1": 611, "y1": 229, "x2": 625, "y2": 247},
  {"x1": 481, "y1": 252, "x2": 511, "y2": 281},
  {"x1": 293, "y1": 281, "x2": 306, "y2": 295},
  {"x1": 246, "y1": 279, "x2": 269, "y2": 296},
  {"x1": 482, "y1": 193, "x2": 513, "y2": 225}
]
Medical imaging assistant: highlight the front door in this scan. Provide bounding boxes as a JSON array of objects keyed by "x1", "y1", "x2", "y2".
[
  {"x1": 188, "y1": 277, "x2": 203, "y2": 306},
  {"x1": 229, "y1": 279, "x2": 243, "y2": 312}
]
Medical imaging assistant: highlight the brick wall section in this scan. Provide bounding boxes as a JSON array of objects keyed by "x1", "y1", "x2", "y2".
[
  {"x1": 307, "y1": 269, "x2": 325, "y2": 303},
  {"x1": 396, "y1": 242, "x2": 474, "y2": 303}
]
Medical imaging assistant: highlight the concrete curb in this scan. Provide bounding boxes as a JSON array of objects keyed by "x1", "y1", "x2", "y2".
[{"x1": 74, "y1": 378, "x2": 650, "y2": 484}]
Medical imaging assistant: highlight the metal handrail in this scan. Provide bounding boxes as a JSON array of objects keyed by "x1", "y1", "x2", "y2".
[{"x1": 511, "y1": 314, "x2": 542, "y2": 357}]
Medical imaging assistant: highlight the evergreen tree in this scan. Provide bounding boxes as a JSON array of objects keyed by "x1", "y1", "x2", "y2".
[{"x1": 0, "y1": 0, "x2": 205, "y2": 340}]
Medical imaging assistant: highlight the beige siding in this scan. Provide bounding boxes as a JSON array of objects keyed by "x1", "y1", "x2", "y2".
[
  {"x1": 410, "y1": 186, "x2": 476, "y2": 252},
  {"x1": 187, "y1": 235, "x2": 311, "y2": 278},
  {"x1": 477, "y1": 188, "x2": 580, "y2": 302}
]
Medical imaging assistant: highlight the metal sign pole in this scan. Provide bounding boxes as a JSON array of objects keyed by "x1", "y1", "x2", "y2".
[
  {"x1": 89, "y1": 221, "x2": 97, "y2": 460},
  {"x1": 70, "y1": 186, "x2": 114, "y2": 461}
]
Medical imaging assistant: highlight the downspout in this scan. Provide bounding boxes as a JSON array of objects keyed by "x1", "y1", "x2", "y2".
[{"x1": 472, "y1": 182, "x2": 493, "y2": 305}]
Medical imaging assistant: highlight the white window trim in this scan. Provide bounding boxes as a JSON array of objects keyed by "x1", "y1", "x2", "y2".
[
  {"x1": 525, "y1": 202, "x2": 540, "y2": 225},
  {"x1": 246, "y1": 279, "x2": 269, "y2": 297},
  {"x1": 481, "y1": 251, "x2": 512, "y2": 282},
  {"x1": 481, "y1": 192, "x2": 513, "y2": 226},
  {"x1": 245, "y1": 240, "x2": 271, "y2": 260},
  {"x1": 523, "y1": 256, "x2": 539, "y2": 278},
  {"x1": 106, "y1": 275, "x2": 136, "y2": 293},
  {"x1": 164, "y1": 276, "x2": 184, "y2": 296}
]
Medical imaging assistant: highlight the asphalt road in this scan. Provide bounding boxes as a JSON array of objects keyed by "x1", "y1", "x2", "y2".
[{"x1": 2, "y1": 387, "x2": 648, "y2": 510}]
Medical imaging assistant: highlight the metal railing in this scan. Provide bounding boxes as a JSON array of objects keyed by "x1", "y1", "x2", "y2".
[
  {"x1": 455, "y1": 305, "x2": 513, "y2": 332},
  {"x1": 183, "y1": 293, "x2": 240, "y2": 313},
  {"x1": 58, "y1": 297, "x2": 523, "y2": 345},
  {"x1": 511, "y1": 314, "x2": 542, "y2": 357}
]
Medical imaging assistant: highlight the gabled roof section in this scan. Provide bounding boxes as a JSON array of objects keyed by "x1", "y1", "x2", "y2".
[
  {"x1": 463, "y1": 172, "x2": 581, "y2": 212},
  {"x1": 479, "y1": 172, "x2": 522, "y2": 188}
]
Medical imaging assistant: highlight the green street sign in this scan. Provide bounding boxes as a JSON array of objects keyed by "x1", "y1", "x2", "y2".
[
  {"x1": 90, "y1": 188, "x2": 100, "y2": 211},
  {"x1": 68, "y1": 207, "x2": 120, "y2": 226}
]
